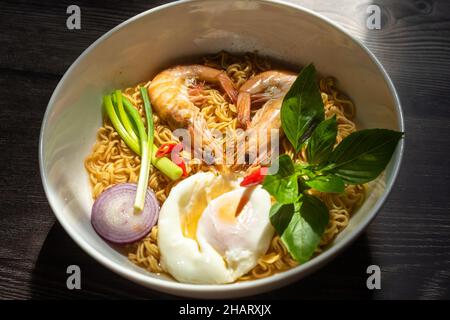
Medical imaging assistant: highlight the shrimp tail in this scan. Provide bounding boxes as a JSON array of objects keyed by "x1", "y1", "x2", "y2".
[
  {"x1": 218, "y1": 72, "x2": 238, "y2": 103},
  {"x1": 237, "y1": 92, "x2": 252, "y2": 129}
]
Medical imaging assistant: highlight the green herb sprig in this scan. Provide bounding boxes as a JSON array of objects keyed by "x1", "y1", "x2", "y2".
[{"x1": 263, "y1": 64, "x2": 403, "y2": 263}]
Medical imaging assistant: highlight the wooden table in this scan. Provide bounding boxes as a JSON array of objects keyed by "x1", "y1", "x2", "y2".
[{"x1": 1, "y1": 0, "x2": 449, "y2": 299}]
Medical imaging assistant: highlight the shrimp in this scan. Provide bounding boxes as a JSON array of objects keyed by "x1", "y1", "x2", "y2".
[
  {"x1": 236, "y1": 70, "x2": 296, "y2": 128},
  {"x1": 148, "y1": 65, "x2": 237, "y2": 164},
  {"x1": 235, "y1": 70, "x2": 297, "y2": 165},
  {"x1": 149, "y1": 65, "x2": 237, "y2": 129}
]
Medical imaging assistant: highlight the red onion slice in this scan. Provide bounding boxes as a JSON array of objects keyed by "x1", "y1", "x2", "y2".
[{"x1": 91, "y1": 183, "x2": 159, "y2": 244}]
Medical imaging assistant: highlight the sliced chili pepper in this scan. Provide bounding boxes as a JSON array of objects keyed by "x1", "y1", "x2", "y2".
[
  {"x1": 240, "y1": 167, "x2": 269, "y2": 187},
  {"x1": 156, "y1": 143, "x2": 181, "y2": 158},
  {"x1": 177, "y1": 160, "x2": 188, "y2": 177},
  {"x1": 156, "y1": 143, "x2": 187, "y2": 176},
  {"x1": 172, "y1": 153, "x2": 188, "y2": 177}
]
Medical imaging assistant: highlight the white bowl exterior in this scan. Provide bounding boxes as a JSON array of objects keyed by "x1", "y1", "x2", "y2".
[{"x1": 40, "y1": 0, "x2": 404, "y2": 298}]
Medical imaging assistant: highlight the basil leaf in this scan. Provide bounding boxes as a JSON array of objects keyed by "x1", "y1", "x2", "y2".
[
  {"x1": 326, "y1": 129, "x2": 403, "y2": 184},
  {"x1": 305, "y1": 174, "x2": 345, "y2": 193},
  {"x1": 263, "y1": 155, "x2": 298, "y2": 204},
  {"x1": 297, "y1": 177, "x2": 311, "y2": 193},
  {"x1": 281, "y1": 64, "x2": 325, "y2": 152},
  {"x1": 269, "y1": 202, "x2": 295, "y2": 235},
  {"x1": 280, "y1": 195, "x2": 329, "y2": 263},
  {"x1": 306, "y1": 115, "x2": 337, "y2": 164}
]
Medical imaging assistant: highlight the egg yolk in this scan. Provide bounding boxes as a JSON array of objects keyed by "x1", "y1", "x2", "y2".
[
  {"x1": 217, "y1": 195, "x2": 241, "y2": 224},
  {"x1": 180, "y1": 176, "x2": 235, "y2": 240},
  {"x1": 181, "y1": 189, "x2": 207, "y2": 239}
]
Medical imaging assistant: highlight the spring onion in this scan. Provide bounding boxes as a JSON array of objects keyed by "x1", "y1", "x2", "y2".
[
  {"x1": 119, "y1": 94, "x2": 150, "y2": 210},
  {"x1": 103, "y1": 91, "x2": 183, "y2": 209},
  {"x1": 103, "y1": 95, "x2": 140, "y2": 154},
  {"x1": 115, "y1": 90, "x2": 138, "y2": 141},
  {"x1": 119, "y1": 96, "x2": 183, "y2": 181},
  {"x1": 132, "y1": 87, "x2": 155, "y2": 210},
  {"x1": 140, "y1": 86, "x2": 154, "y2": 167}
]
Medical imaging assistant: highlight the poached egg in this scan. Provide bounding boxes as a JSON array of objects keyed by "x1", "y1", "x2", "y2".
[{"x1": 157, "y1": 172, "x2": 273, "y2": 284}]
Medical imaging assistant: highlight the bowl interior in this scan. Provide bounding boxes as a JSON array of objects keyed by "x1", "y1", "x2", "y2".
[{"x1": 40, "y1": 0, "x2": 403, "y2": 298}]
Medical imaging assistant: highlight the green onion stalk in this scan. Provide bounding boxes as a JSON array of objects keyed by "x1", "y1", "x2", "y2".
[{"x1": 103, "y1": 90, "x2": 183, "y2": 210}]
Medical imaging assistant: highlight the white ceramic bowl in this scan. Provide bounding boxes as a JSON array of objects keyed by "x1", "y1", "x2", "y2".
[{"x1": 39, "y1": 0, "x2": 404, "y2": 298}]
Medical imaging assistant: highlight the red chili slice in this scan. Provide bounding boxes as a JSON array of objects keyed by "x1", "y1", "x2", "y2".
[
  {"x1": 172, "y1": 153, "x2": 188, "y2": 177},
  {"x1": 240, "y1": 167, "x2": 269, "y2": 187},
  {"x1": 156, "y1": 143, "x2": 181, "y2": 158}
]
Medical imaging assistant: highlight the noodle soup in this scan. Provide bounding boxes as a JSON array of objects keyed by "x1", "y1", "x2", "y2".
[{"x1": 84, "y1": 52, "x2": 400, "y2": 285}]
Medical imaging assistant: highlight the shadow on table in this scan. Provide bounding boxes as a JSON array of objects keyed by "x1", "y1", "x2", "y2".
[
  {"x1": 31, "y1": 222, "x2": 177, "y2": 299},
  {"x1": 31, "y1": 222, "x2": 375, "y2": 299},
  {"x1": 252, "y1": 235, "x2": 375, "y2": 299}
]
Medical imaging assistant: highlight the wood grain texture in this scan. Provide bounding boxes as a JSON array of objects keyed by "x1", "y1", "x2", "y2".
[{"x1": 0, "y1": 0, "x2": 449, "y2": 299}]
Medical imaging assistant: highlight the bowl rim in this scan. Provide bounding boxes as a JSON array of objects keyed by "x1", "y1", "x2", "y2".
[{"x1": 39, "y1": 0, "x2": 405, "y2": 297}]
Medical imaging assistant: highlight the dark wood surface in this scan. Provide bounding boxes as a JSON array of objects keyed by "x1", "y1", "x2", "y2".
[{"x1": 0, "y1": 0, "x2": 449, "y2": 300}]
